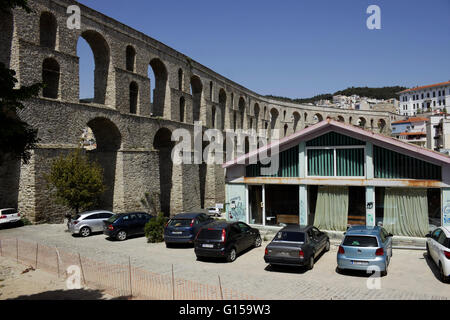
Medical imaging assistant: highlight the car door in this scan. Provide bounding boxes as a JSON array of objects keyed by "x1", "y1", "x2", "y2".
[
  {"x1": 436, "y1": 231, "x2": 448, "y2": 265},
  {"x1": 306, "y1": 229, "x2": 318, "y2": 257},
  {"x1": 312, "y1": 227, "x2": 326, "y2": 253},
  {"x1": 381, "y1": 228, "x2": 393, "y2": 257},
  {"x1": 231, "y1": 223, "x2": 245, "y2": 252},
  {"x1": 85, "y1": 213, "x2": 101, "y2": 232},
  {"x1": 238, "y1": 222, "x2": 254, "y2": 250},
  {"x1": 94, "y1": 212, "x2": 113, "y2": 232}
]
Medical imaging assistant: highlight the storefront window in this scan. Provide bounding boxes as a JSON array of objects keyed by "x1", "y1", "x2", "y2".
[
  {"x1": 375, "y1": 187, "x2": 441, "y2": 237},
  {"x1": 265, "y1": 185, "x2": 299, "y2": 226}
]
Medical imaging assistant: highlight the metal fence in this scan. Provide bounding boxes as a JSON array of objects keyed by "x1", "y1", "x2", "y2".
[{"x1": 0, "y1": 238, "x2": 257, "y2": 300}]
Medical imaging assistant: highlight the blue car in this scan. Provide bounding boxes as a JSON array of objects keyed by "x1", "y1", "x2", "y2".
[
  {"x1": 164, "y1": 212, "x2": 214, "y2": 247},
  {"x1": 337, "y1": 225, "x2": 393, "y2": 276}
]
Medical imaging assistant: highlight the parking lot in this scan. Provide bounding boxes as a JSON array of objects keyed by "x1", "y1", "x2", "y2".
[{"x1": 0, "y1": 223, "x2": 448, "y2": 300}]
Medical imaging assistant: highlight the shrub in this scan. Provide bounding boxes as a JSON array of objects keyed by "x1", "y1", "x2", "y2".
[
  {"x1": 144, "y1": 213, "x2": 168, "y2": 243},
  {"x1": 20, "y1": 217, "x2": 32, "y2": 226}
]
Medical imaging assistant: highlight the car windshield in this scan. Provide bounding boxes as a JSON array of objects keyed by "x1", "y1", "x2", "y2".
[
  {"x1": 168, "y1": 219, "x2": 191, "y2": 227},
  {"x1": 343, "y1": 236, "x2": 378, "y2": 247},
  {"x1": 273, "y1": 231, "x2": 305, "y2": 242},
  {"x1": 197, "y1": 228, "x2": 222, "y2": 240}
]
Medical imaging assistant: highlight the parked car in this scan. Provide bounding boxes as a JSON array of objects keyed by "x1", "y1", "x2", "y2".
[
  {"x1": 103, "y1": 212, "x2": 153, "y2": 241},
  {"x1": 68, "y1": 210, "x2": 114, "y2": 237},
  {"x1": 194, "y1": 221, "x2": 261, "y2": 262},
  {"x1": 426, "y1": 226, "x2": 450, "y2": 283},
  {"x1": 0, "y1": 208, "x2": 21, "y2": 226},
  {"x1": 264, "y1": 225, "x2": 330, "y2": 270},
  {"x1": 164, "y1": 212, "x2": 215, "y2": 247},
  {"x1": 207, "y1": 207, "x2": 221, "y2": 217},
  {"x1": 337, "y1": 225, "x2": 393, "y2": 276}
]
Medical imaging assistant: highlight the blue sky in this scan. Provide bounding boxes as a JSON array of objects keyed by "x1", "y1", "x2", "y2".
[{"x1": 77, "y1": 0, "x2": 450, "y2": 99}]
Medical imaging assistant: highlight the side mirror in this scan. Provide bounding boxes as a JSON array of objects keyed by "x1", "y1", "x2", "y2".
[{"x1": 425, "y1": 233, "x2": 431, "y2": 238}]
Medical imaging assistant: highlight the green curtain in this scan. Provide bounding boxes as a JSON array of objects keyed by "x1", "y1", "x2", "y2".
[
  {"x1": 313, "y1": 186, "x2": 349, "y2": 231},
  {"x1": 383, "y1": 188, "x2": 429, "y2": 237}
]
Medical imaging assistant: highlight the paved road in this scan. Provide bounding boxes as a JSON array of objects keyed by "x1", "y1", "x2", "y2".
[{"x1": 0, "y1": 223, "x2": 448, "y2": 300}]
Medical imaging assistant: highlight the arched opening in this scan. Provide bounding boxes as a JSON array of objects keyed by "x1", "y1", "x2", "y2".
[
  {"x1": 77, "y1": 30, "x2": 110, "y2": 104},
  {"x1": 40, "y1": 12, "x2": 57, "y2": 49},
  {"x1": 179, "y1": 96, "x2": 185, "y2": 122},
  {"x1": 283, "y1": 110, "x2": 287, "y2": 121},
  {"x1": 293, "y1": 112, "x2": 300, "y2": 131},
  {"x1": 370, "y1": 119, "x2": 374, "y2": 128},
  {"x1": 378, "y1": 119, "x2": 386, "y2": 132},
  {"x1": 233, "y1": 110, "x2": 237, "y2": 131},
  {"x1": 304, "y1": 112, "x2": 308, "y2": 122},
  {"x1": 83, "y1": 118, "x2": 122, "y2": 210},
  {"x1": 358, "y1": 117, "x2": 367, "y2": 128},
  {"x1": 349, "y1": 116, "x2": 353, "y2": 124},
  {"x1": 42, "y1": 58, "x2": 60, "y2": 99},
  {"x1": 129, "y1": 81, "x2": 138, "y2": 114},
  {"x1": 337, "y1": 115, "x2": 345, "y2": 122},
  {"x1": 270, "y1": 108, "x2": 279, "y2": 132},
  {"x1": 149, "y1": 58, "x2": 168, "y2": 116},
  {"x1": 0, "y1": 10, "x2": 13, "y2": 67},
  {"x1": 218, "y1": 89, "x2": 226, "y2": 130},
  {"x1": 313, "y1": 113, "x2": 323, "y2": 123},
  {"x1": 254, "y1": 103, "x2": 260, "y2": 132},
  {"x1": 153, "y1": 128, "x2": 174, "y2": 216},
  {"x1": 239, "y1": 97, "x2": 246, "y2": 129},
  {"x1": 190, "y1": 75, "x2": 203, "y2": 122},
  {"x1": 209, "y1": 81, "x2": 213, "y2": 101},
  {"x1": 178, "y1": 68, "x2": 183, "y2": 91},
  {"x1": 125, "y1": 45, "x2": 135, "y2": 72},
  {"x1": 284, "y1": 124, "x2": 288, "y2": 137},
  {"x1": 211, "y1": 106, "x2": 216, "y2": 128}
]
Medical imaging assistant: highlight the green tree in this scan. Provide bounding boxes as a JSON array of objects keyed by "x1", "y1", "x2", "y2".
[
  {"x1": 0, "y1": 0, "x2": 43, "y2": 165},
  {"x1": 144, "y1": 213, "x2": 168, "y2": 243},
  {"x1": 46, "y1": 149, "x2": 106, "y2": 215}
]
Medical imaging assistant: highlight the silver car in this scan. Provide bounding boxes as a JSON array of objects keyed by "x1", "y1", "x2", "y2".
[{"x1": 68, "y1": 210, "x2": 114, "y2": 237}]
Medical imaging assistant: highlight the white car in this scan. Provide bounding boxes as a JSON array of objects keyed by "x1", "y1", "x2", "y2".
[
  {"x1": 0, "y1": 208, "x2": 21, "y2": 225},
  {"x1": 207, "y1": 207, "x2": 221, "y2": 217},
  {"x1": 426, "y1": 226, "x2": 450, "y2": 283}
]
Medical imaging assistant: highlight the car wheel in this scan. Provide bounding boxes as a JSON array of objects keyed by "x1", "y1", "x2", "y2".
[
  {"x1": 254, "y1": 235, "x2": 262, "y2": 248},
  {"x1": 381, "y1": 263, "x2": 388, "y2": 277},
  {"x1": 116, "y1": 230, "x2": 127, "y2": 241},
  {"x1": 80, "y1": 227, "x2": 91, "y2": 237},
  {"x1": 226, "y1": 248, "x2": 237, "y2": 262},
  {"x1": 325, "y1": 240, "x2": 330, "y2": 252},
  {"x1": 165, "y1": 242, "x2": 172, "y2": 248},
  {"x1": 440, "y1": 263, "x2": 449, "y2": 283},
  {"x1": 307, "y1": 256, "x2": 314, "y2": 270}
]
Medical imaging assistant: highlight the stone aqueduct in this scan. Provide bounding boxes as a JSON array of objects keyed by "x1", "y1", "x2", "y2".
[{"x1": 0, "y1": 0, "x2": 396, "y2": 222}]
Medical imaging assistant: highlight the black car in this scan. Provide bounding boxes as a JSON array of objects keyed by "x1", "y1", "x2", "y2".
[
  {"x1": 264, "y1": 225, "x2": 330, "y2": 270},
  {"x1": 103, "y1": 212, "x2": 153, "y2": 241},
  {"x1": 164, "y1": 212, "x2": 215, "y2": 247},
  {"x1": 194, "y1": 221, "x2": 261, "y2": 262}
]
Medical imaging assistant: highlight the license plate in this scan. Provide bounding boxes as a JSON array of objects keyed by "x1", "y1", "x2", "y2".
[
  {"x1": 172, "y1": 232, "x2": 182, "y2": 235},
  {"x1": 202, "y1": 244, "x2": 214, "y2": 248},
  {"x1": 278, "y1": 251, "x2": 290, "y2": 256},
  {"x1": 351, "y1": 261, "x2": 368, "y2": 265}
]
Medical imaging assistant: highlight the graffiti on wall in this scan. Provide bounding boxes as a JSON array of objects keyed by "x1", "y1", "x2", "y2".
[
  {"x1": 443, "y1": 204, "x2": 450, "y2": 226},
  {"x1": 228, "y1": 196, "x2": 246, "y2": 222}
]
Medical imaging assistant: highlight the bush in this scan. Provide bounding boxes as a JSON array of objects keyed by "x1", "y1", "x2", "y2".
[{"x1": 144, "y1": 213, "x2": 168, "y2": 243}]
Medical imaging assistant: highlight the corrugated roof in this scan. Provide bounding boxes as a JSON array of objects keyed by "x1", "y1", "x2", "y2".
[{"x1": 392, "y1": 117, "x2": 429, "y2": 124}]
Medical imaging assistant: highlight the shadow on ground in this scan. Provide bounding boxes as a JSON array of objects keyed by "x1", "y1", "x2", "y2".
[
  {"x1": 6, "y1": 288, "x2": 131, "y2": 300},
  {"x1": 264, "y1": 249, "x2": 328, "y2": 274},
  {"x1": 420, "y1": 252, "x2": 443, "y2": 282}
]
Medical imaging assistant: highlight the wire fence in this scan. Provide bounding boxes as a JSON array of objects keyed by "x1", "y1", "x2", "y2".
[{"x1": 0, "y1": 238, "x2": 257, "y2": 300}]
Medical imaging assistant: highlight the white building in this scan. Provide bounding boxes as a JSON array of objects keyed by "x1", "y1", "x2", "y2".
[
  {"x1": 427, "y1": 114, "x2": 450, "y2": 154},
  {"x1": 391, "y1": 117, "x2": 428, "y2": 147},
  {"x1": 398, "y1": 81, "x2": 450, "y2": 116}
]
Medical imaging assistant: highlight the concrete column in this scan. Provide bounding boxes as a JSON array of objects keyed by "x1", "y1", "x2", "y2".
[
  {"x1": 366, "y1": 186, "x2": 375, "y2": 226},
  {"x1": 262, "y1": 184, "x2": 266, "y2": 226},
  {"x1": 299, "y1": 184, "x2": 308, "y2": 226},
  {"x1": 299, "y1": 141, "x2": 306, "y2": 178}
]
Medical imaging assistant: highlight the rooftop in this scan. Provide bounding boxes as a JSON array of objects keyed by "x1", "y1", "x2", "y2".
[{"x1": 398, "y1": 81, "x2": 450, "y2": 94}]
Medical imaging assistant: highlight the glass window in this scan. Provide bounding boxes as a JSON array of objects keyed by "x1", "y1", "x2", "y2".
[
  {"x1": 432, "y1": 228, "x2": 442, "y2": 241},
  {"x1": 197, "y1": 228, "x2": 223, "y2": 240},
  {"x1": 238, "y1": 222, "x2": 250, "y2": 232},
  {"x1": 168, "y1": 219, "x2": 191, "y2": 227},
  {"x1": 343, "y1": 236, "x2": 379, "y2": 247},
  {"x1": 437, "y1": 231, "x2": 447, "y2": 246},
  {"x1": 85, "y1": 214, "x2": 100, "y2": 220},
  {"x1": 274, "y1": 231, "x2": 305, "y2": 242}
]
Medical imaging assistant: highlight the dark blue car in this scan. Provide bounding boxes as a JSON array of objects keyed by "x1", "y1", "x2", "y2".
[{"x1": 164, "y1": 212, "x2": 214, "y2": 247}]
